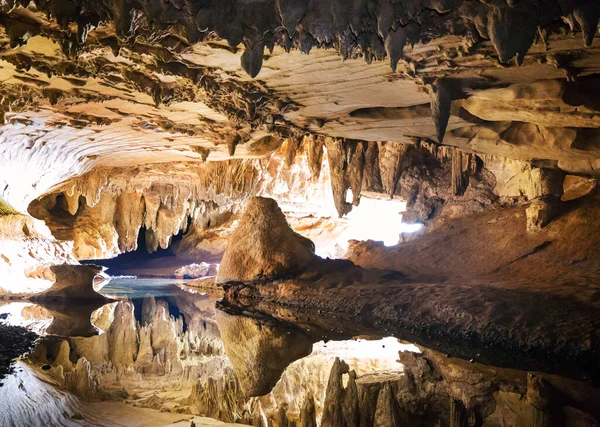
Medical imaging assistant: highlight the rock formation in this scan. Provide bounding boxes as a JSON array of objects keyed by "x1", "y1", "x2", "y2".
[
  {"x1": 0, "y1": 1, "x2": 599, "y2": 425},
  {"x1": 215, "y1": 307, "x2": 313, "y2": 396},
  {"x1": 216, "y1": 197, "x2": 316, "y2": 284}
]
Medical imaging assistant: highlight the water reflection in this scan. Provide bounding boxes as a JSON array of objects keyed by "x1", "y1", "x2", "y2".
[{"x1": 0, "y1": 278, "x2": 599, "y2": 426}]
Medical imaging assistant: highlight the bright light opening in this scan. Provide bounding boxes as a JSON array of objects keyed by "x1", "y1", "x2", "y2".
[{"x1": 308, "y1": 196, "x2": 423, "y2": 259}]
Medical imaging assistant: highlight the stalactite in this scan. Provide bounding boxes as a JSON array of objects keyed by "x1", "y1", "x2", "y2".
[
  {"x1": 115, "y1": 191, "x2": 144, "y2": 253},
  {"x1": 451, "y1": 149, "x2": 471, "y2": 196},
  {"x1": 362, "y1": 141, "x2": 383, "y2": 193},
  {"x1": 306, "y1": 135, "x2": 324, "y2": 182},
  {"x1": 376, "y1": 141, "x2": 410, "y2": 198},
  {"x1": 384, "y1": 26, "x2": 407, "y2": 72},
  {"x1": 228, "y1": 134, "x2": 242, "y2": 157},
  {"x1": 284, "y1": 136, "x2": 302, "y2": 168},
  {"x1": 346, "y1": 141, "x2": 366, "y2": 207},
  {"x1": 450, "y1": 399, "x2": 468, "y2": 427},
  {"x1": 324, "y1": 138, "x2": 353, "y2": 217},
  {"x1": 241, "y1": 37, "x2": 266, "y2": 79},
  {"x1": 430, "y1": 78, "x2": 452, "y2": 144}
]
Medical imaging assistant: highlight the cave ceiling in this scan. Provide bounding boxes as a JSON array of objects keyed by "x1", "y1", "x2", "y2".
[{"x1": 0, "y1": 0, "x2": 599, "y2": 211}]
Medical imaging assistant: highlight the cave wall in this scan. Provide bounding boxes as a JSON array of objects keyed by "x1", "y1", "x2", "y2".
[{"x1": 23, "y1": 131, "x2": 582, "y2": 265}]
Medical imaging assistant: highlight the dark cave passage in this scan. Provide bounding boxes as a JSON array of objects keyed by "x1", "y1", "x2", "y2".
[{"x1": 83, "y1": 224, "x2": 189, "y2": 277}]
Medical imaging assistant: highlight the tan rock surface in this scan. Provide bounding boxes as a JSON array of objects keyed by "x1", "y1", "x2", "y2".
[{"x1": 216, "y1": 197, "x2": 316, "y2": 285}]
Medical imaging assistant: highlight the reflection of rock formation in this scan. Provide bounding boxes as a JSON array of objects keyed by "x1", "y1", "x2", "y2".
[
  {"x1": 0, "y1": 213, "x2": 78, "y2": 294},
  {"x1": 315, "y1": 350, "x2": 600, "y2": 427},
  {"x1": 215, "y1": 308, "x2": 313, "y2": 397},
  {"x1": 24, "y1": 299, "x2": 108, "y2": 337},
  {"x1": 32, "y1": 264, "x2": 108, "y2": 300},
  {"x1": 14, "y1": 283, "x2": 600, "y2": 427}
]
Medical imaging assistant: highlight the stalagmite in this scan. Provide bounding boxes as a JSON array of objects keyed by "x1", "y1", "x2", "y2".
[
  {"x1": 107, "y1": 302, "x2": 138, "y2": 367},
  {"x1": 300, "y1": 393, "x2": 317, "y2": 427},
  {"x1": 373, "y1": 383, "x2": 401, "y2": 427},
  {"x1": 135, "y1": 326, "x2": 154, "y2": 374},
  {"x1": 343, "y1": 370, "x2": 359, "y2": 427},
  {"x1": 321, "y1": 358, "x2": 350, "y2": 427},
  {"x1": 52, "y1": 340, "x2": 73, "y2": 372}
]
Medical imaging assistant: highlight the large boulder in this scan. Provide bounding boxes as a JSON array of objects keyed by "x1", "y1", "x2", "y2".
[{"x1": 215, "y1": 197, "x2": 316, "y2": 284}]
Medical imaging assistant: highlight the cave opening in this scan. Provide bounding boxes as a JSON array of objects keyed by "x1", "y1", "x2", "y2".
[{"x1": 83, "y1": 223, "x2": 189, "y2": 278}]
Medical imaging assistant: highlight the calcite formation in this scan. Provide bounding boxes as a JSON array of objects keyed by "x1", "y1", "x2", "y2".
[{"x1": 0, "y1": 0, "x2": 599, "y2": 425}]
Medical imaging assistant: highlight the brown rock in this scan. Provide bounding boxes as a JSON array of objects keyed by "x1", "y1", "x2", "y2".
[
  {"x1": 215, "y1": 308, "x2": 313, "y2": 397},
  {"x1": 216, "y1": 197, "x2": 316, "y2": 284}
]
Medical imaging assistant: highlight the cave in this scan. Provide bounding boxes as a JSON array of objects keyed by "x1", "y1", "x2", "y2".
[
  {"x1": 85, "y1": 224, "x2": 190, "y2": 277},
  {"x1": 1, "y1": 1, "x2": 600, "y2": 426}
]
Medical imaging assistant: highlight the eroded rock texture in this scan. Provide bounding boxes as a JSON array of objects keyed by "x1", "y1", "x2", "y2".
[
  {"x1": 0, "y1": 0, "x2": 599, "y2": 425},
  {"x1": 216, "y1": 197, "x2": 316, "y2": 285}
]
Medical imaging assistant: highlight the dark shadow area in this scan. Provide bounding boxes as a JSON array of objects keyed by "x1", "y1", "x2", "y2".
[{"x1": 82, "y1": 224, "x2": 188, "y2": 277}]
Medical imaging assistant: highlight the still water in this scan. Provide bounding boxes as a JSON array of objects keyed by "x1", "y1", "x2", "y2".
[{"x1": 0, "y1": 278, "x2": 598, "y2": 426}]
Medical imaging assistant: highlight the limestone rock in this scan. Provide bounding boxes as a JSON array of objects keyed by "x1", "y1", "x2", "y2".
[
  {"x1": 52, "y1": 340, "x2": 73, "y2": 372},
  {"x1": 107, "y1": 302, "x2": 138, "y2": 367},
  {"x1": 300, "y1": 394, "x2": 317, "y2": 427},
  {"x1": 32, "y1": 264, "x2": 106, "y2": 300},
  {"x1": 64, "y1": 357, "x2": 100, "y2": 399},
  {"x1": 321, "y1": 358, "x2": 350, "y2": 427},
  {"x1": 216, "y1": 197, "x2": 316, "y2": 284},
  {"x1": 373, "y1": 383, "x2": 401, "y2": 427},
  {"x1": 562, "y1": 176, "x2": 597, "y2": 202},
  {"x1": 526, "y1": 200, "x2": 559, "y2": 232}
]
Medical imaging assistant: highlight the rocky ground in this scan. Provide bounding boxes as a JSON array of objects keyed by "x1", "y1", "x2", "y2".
[{"x1": 0, "y1": 324, "x2": 37, "y2": 380}]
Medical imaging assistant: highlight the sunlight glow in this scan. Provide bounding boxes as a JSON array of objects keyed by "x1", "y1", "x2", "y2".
[{"x1": 312, "y1": 197, "x2": 423, "y2": 258}]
